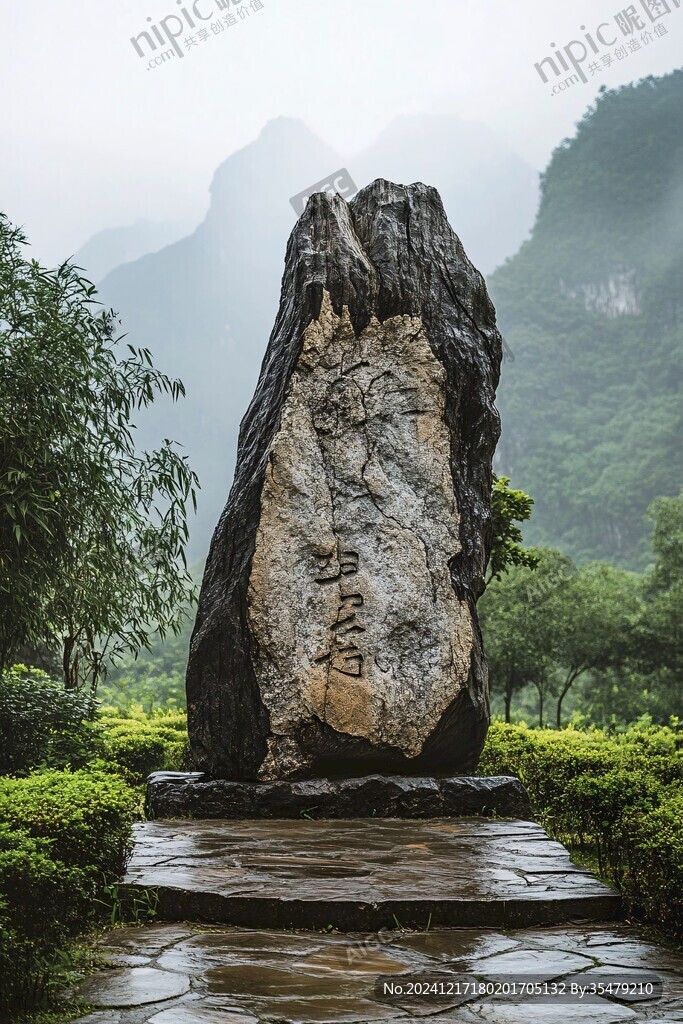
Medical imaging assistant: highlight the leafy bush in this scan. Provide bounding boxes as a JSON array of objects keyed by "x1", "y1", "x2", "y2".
[
  {"x1": 481, "y1": 720, "x2": 683, "y2": 935},
  {"x1": 0, "y1": 665, "x2": 97, "y2": 774},
  {"x1": 0, "y1": 826, "x2": 89, "y2": 1013},
  {"x1": 0, "y1": 769, "x2": 137, "y2": 873},
  {"x1": 0, "y1": 666, "x2": 190, "y2": 785},
  {"x1": 0, "y1": 700, "x2": 183, "y2": 1014},
  {"x1": 100, "y1": 705, "x2": 188, "y2": 732},
  {"x1": 0, "y1": 769, "x2": 137, "y2": 1013},
  {"x1": 101, "y1": 729, "x2": 186, "y2": 782},
  {"x1": 96, "y1": 708, "x2": 190, "y2": 784},
  {"x1": 622, "y1": 791, "x2": 683, "y2": 936}
]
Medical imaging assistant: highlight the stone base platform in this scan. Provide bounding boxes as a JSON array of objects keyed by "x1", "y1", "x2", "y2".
[
  {"x1": 123, "y1": 818, "x2": 619, "y2": 931},
  {"x1": 69, "y1": 922, "x2": 683, "y2": 1023},
  {"x1": 145, "y1": 773, "x2": 532, "y2": 821}
]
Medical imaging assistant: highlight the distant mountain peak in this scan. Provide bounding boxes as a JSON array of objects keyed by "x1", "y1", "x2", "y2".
[
  {"x1": 208, "y1": 118, "x2": 343, "y2": 211},
  {"x1": 256, "y1": 116, "x2": 317, "y2": 140}
]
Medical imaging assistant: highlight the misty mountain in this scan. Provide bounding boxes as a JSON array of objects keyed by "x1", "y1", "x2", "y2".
[
  {"x1": 491, "y1": 72, "x2": 683, "y2": 568},
  {"x1": 74, "y1": 220, "x2": 190, "y2": 283},
  {"x1": 97, "y1": 114, "x2": 540, "y2": 555},
  {"x1": 354, "y1": 114, "x2": 538, "y2": 274},
  {"x1": 98, "y1": 119, "x2": 345, "y2": 550}
]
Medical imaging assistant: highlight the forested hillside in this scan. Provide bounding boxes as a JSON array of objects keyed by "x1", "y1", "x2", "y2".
[{"x1": 491, "y1": 71, "x2": 683, "y2": 568}]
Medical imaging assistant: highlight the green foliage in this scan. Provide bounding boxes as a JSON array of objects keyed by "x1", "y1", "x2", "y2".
[
  {"x1": 550, "y1": 561, "x2": 641, "y2": 727},
  {"x1": 481, "y1": 721, "x2": 683, "y2": 935},
  {"x1": 480, "y1": 547, "x2": 572, "y2": 723},
  {"x1": 491, "y1": 71, "x2": 683, "y2": 568},
  {"x1": 0, "y1": 666, "x2": 97, "y2": 774},
  {"x1": 99, "y1": 668, "x2": 186, "y2": 716},
  {"x1": 621, "y1": 791, "x2": 683, "y2": 936},
  {"x1": 633, "y1": 490, "x2": 683, "y2": 684},
  {"x1": 96, "y1": 708, "x2": 189, "y2": 784},
  {"x1": 0, "y1": 770, "x2": 137, "y2": 1014},
  {"x1": 488, "y1": 475, "x2": 538, "y2": 581},
  {"x1": 481, "y1": 506, "x2": 681, "y2": 727},
  {"x1": 0, "y1": 826, "x2": 89, "y2": 1014},
  {"x1": 0, "y1": 696, "x2": 186, "y2": 1012},
  {"x1": 0, "y1": 770, "x2": 137, "y2": 873},
  {"x1": 98, "y1": 604, "x2": 195, "y2": 713},
  {"x1": 0, "y1": 213, "x2": 199, "y2": 687}
]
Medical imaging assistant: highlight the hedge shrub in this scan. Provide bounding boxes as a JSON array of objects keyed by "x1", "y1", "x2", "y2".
[
  {"x1": 0, "y1": 770, "x2": 137, "y2": 1013},
  {"x1": 0, "y1": 769, "x2": 137, "y2": 872},
  {"x1": 0, "y1": 826, "x2": 89, "y2": 1012},
  {"x1": 0, "y1": 679, "x2": 188, "y2": 1015},
  {"x1": 96, "y1": 708, "x2": 190, "y2": 784},
  {"x1": 481, "y1": 721, "x2": 683, "y2": 936},
  {"x1": 622, "y1": 791, "x2": 683, "y2": 936},
  {"x1": 0, "y1": 665, "x2": 97, "y2": 774}
]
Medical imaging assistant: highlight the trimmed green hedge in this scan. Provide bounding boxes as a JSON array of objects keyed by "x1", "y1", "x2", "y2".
[
  {"x1": 0, "y1": 667, "x2": 190, "y2": 786},
  {"x1": 0, "y1": 665, "x2": 97, "y2": 774},
  {"x1": 481, "y1": 721, "x2": 683, "y2": 935},
  {"x1": 0, "y1": 826, "x2": 88, "y2": 1011},
  {"x1": 0, "y1": 677, "x2": 187, "y2": 1016},
  {"x1": 96, "y1": 708, "x2": 190, "y2": 784},
  {"x1": 0, "y1": 770, "x2": 137, "y2": 1014},
  {"x1": 0, "y1": 769, "x2": 137, "y2": 872},
  {"x1": 622, "y1": 791, "x2": 683, "y2": 936}
]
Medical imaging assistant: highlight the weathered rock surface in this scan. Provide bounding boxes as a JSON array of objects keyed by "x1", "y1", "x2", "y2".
[
  {"x1": 187, "y1": 180, "x2": 502, "y2": 779},
  {"x1": 145, "y1": 772, "x2": 532, "y2": 821}
]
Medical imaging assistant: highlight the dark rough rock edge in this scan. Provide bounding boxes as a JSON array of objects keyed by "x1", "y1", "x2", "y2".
[
  {"x1": 145, "y1": 772, "x2": 532, "y2": 822},
  {"x1": 121, "y1": 885, "x2": 622, "y2": 932},
  {"x1": 186, "y1": 179, "x2": 502, "y2": 779}
]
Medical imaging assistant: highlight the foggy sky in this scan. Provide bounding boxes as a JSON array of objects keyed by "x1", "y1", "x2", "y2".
[{"x1": 3, "y1": 0, "x2": 681, "y2": 264}]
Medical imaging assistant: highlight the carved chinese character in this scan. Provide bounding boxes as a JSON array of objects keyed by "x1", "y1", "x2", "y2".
[{"x1": 313, "y1": 546, "x2": 359, "y2": 583}]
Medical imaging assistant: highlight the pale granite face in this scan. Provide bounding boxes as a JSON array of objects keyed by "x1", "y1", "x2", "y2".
[{"x1": 247, "y1": 292, "x2": 474, "y2": 779}]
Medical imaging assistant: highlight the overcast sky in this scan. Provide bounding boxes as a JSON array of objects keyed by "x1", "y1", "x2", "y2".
[{"x1": 3, "y1": 0, "x2": 681, "y2": 263}]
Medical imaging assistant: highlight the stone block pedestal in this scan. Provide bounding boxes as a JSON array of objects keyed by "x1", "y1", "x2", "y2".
[{"x1": 145, "y1": 772, "x2": 532, "y2": 822}]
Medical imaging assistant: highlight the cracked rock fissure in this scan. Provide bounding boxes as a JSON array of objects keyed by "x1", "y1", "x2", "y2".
[{"x1": 186, "y1": 179, "x2": 502, "y2": 780}]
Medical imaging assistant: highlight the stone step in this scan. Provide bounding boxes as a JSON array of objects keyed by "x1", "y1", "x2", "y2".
[{"x1": 123, "y1": 818, "x2": 620, "y2": 932}]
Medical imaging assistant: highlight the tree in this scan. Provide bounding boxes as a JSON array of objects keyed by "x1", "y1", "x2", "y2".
[
  {"x1": 0, "y1": 214, "x2": 198, "y2": 689},
  {"x1": 627, "y1": 491, "x2": 683, "y2": 715},
  {"x1": 478, "y1": 577, "x2": 543, "y2": 723},
  {"x1": 552, "y1": 562, "x2": 639, "y2": 727},
  {"x1": 482, "y1": 547, "x2": 640, "y2": 727},
  {"x1": 640, "y1": 491, "x2": 683, "y2": 675},
  {"x1": 480, "y1": 548, "x2": 572, "y2": 724},
  {"x1": 488, "y1": 475, "x2": 538, "y2": 581}
]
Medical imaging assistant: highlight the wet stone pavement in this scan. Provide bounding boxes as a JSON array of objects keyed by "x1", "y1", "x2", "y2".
[
  {"x1": 122, "y1": 819, "x2": 619, "y2": 930},
  {"x1": 69, "y1": 921, "x2": 683, "y2": 1023},
  {"x1": 68, "y1": 818, "x2": 681, "y2": 1021}
]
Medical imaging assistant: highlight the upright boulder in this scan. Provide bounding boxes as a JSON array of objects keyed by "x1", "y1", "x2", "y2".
[{"x1": 187, "y1": 180, "x2": 502, "y2": 780}]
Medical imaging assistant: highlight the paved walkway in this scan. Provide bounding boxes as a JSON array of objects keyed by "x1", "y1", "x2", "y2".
[
  {"x1": 123, "y1": 818, "x2": 618, "y2": 929},
  {"x1": 70, "y1": 922, "x2": 683, "y2": 1023}
]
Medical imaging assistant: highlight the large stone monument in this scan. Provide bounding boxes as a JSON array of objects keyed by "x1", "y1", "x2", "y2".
[
  {"x1": 186, "y1": 179, "x2": 502, "y2": 781},
  {"x1": 134, "y1": 182, "x2": 615, "y2": 945}
]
